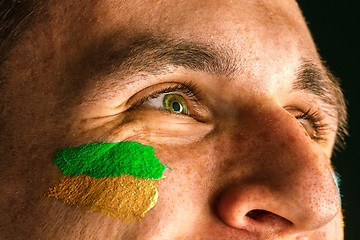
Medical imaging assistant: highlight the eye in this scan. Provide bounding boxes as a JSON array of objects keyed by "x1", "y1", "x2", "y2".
[
  {"x1": 129, "y1": 81, "x2": 212, "y2": 123},
  {"x1": 145, "y1": 93, "x2": 189, "y2": 115},
  {"x1": 294, "y1": 109, "x2": 328, "y2": 141},
  {"x1": 131, "y1": 81, "x2": 203, "y2": 118}
]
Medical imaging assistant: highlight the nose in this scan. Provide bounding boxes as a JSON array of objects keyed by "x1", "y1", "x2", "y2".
[{"x1": 215, "y1": 105, "x2": 341, "y2": 236}]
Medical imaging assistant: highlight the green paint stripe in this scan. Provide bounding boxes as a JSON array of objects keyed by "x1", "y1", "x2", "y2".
[{"x1": 54, "y1": 141, "x2": 168, "y2": 179}]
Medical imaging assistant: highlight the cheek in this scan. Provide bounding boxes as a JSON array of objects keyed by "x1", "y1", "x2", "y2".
[
  {"x1": 308, "y1": 210, "x2": 344, "y2": 239},
  {"x1": 44, "y1": 175, "x2": 158, "y2": 222},
  {"x1": 154, "y1": 140, "x2": 227, "y2": 198}
]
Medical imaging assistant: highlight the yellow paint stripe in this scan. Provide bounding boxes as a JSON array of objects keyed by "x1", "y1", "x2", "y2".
[{"x1": 44, "y1": 174, "x2": 158, "y2": 222}]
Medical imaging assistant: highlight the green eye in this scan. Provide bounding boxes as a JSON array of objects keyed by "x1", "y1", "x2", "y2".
[{"x1": 163, "y1": 94, "x2": 188, "y2": 115}]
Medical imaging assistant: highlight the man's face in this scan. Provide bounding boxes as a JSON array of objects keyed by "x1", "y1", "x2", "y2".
[{"x1": 0, "y1": 0, "x2": 344, "y2": 239}]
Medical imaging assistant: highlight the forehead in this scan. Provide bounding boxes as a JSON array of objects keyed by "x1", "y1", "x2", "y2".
[
  {"x1": 94, "y1": 0, "x2": 308, "y2": 36},
  {"x1": 41, "y1": 0, "x2": 320, "y2": 89},
  {"x1": 46, "y1": 0, "x2": 316, "y2": 55}
]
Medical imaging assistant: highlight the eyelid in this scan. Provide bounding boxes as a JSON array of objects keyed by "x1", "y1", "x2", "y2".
[
  {"x1": 126, "y1": 81, "x2": 211, "y2": 122},
  {"x1": 135, "y1": 82, "x2": 200, "y2": 109},
  {"x1": 285, "y1": 106, "x2": 329, "y2": 142}
]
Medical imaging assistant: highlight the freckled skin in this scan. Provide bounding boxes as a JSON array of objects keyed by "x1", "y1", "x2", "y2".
[{"x1": 0, "y1": 0, "x2": 343, "y2": 239}]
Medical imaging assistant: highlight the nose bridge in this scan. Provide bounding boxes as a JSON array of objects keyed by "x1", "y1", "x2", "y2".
[
  {"x1": 244, "y1": 105, "x2": 318, "y2": 182},
  {"x1": 216, "y1": 104, "x2": 341, "y2": 234}
]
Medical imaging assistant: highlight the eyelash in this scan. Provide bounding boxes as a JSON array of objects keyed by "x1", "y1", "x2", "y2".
[
  {"x1": 133, "y1": 81, "x2": 202, "y2": 114},
  {"x1": 295, "y1": 109, "x2": 328, "y2": 141}
]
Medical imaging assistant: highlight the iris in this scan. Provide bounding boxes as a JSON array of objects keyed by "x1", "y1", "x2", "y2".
[{"x1": 163, "y1": 93, "x2": 188, "y2": 114}]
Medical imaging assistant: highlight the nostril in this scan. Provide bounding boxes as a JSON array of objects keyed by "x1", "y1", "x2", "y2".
[
  {"x1": 246, "y1": 209, "x2": 269, "y2": 220},
  {"x1": 246, "y1": 209, "x2": 293, "y2": 229}
]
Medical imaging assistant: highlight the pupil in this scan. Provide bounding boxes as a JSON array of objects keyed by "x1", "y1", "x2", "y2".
[{"x1": 172, "y1": 101, "x2": 182, "y2": 112}]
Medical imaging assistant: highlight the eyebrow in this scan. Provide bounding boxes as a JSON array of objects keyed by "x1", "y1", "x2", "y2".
[
  {"x1": 293, "y1": 60, "x2": 334, "y2": 107},
  {"x1": 105, "y1": 37, "x2": 239, "y2": 78},
  {"x1": 102, "y1": 36, "x2": 347, "y2": 150}
]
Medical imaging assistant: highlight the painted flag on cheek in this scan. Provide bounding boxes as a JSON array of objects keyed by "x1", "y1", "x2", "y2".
[{"x1": 44, "y1": 141, "x2": 171, "y2": 222}]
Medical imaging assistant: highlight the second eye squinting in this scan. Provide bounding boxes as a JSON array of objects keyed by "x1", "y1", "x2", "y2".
[{"x1": 44, "y1": 141, "x2": 171, "y2": 222}]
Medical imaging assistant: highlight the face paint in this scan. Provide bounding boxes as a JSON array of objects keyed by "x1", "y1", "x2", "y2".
[
  {"x1": 53, "y1": 141, "x2": 166, "y2": 179},
  {"x1": 44, "y1": 141, "x2": 170, "y2": 222},
  {"x1": 45, "y1": 175, "x2": 158, "y2": 221}
]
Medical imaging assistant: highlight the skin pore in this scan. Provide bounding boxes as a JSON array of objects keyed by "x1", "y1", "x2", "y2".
[{"x1": 0, "y1": 0, "x2": 346, "y2": 239}]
